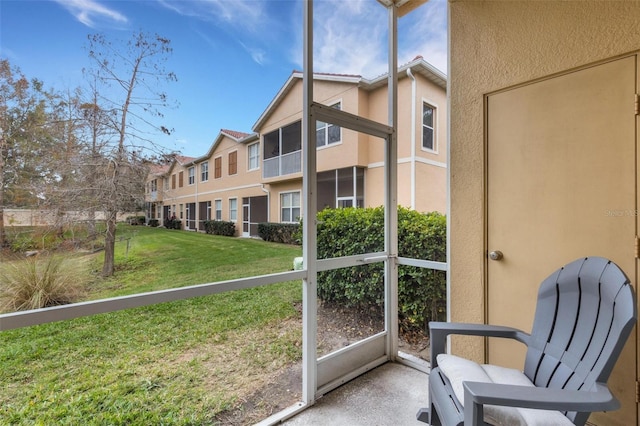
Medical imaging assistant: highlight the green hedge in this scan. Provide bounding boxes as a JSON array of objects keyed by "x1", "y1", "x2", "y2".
[
  {"x1": 126, "y1": 216, "x2": 145, "y2": 225},
  {"x1": 203, "y1": 220, "x2": 235, "y2": 237},
  {"x1": 257, "y1": 222, "x2": 300, "y2": 244},
  {"x1": 164, "y1": 218, "x2": 182, "y2": 230},
  {"x1": 148, "y1": 219, "x2": 159, "y2": 227},
  {"x1": 315, "y1": 206, "x2": 446, "y2": 332}
]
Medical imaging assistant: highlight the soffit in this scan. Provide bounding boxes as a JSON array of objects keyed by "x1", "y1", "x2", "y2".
[{"x1": 376, "y1": 0, "x2": 430, "y2": 17}]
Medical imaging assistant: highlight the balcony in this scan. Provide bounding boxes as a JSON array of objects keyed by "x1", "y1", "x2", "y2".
[{"x1": 263, "y1": 150, "x2": 302, "y2": 179}]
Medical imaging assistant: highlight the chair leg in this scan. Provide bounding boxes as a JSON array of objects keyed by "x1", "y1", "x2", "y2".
[
  {"x1": 416, "y1": 407, "x2": 430, "y2": 423},
  {"x1": 416, "y1": 403, "x2": 442, "y2": 425}
]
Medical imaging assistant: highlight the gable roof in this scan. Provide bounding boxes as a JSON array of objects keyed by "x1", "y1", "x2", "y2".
[
  {"x1": 189, "y1": 128, "x2": 259, "y2": 164},
  {"x1": 164, "y1": 155, "x2": 197, "y2": 175},
  {"x1": 175, "y1": 155, "x2": 197, "y2": 165},
  {"x1": 221, "y1": 129, "x2": 251, "y2": 140},
  {"x1": 252, "y1": 56, "x2": 446, "y2": 132},
  {"x1": 147, "y1": 163, "x2": 170, "y2": 176}
]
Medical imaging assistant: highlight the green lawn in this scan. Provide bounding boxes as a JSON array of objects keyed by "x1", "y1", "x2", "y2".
[{"x1": 0, "y1": 226, "x2": 303, "y2": 425}]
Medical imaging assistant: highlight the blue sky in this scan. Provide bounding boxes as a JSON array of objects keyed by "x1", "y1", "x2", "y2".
[{"x1": 0, "y1": 0, "x2": 447, "y2": 157}]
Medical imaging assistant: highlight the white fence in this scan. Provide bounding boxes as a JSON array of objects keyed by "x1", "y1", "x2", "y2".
[{"x1": 2, "y1": 209, "x2": 140, "y2": 227}]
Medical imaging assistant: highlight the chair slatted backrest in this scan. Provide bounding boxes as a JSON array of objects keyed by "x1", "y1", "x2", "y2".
[{"x1": 523, "y1": 257, "x2": 636, "y2": 424}]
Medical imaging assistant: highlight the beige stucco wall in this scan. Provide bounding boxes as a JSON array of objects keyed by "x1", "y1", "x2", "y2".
[
  {"x1": 365, "y1": 72, "x2": 447, "y2": 212},
  {"x1": 259, "y1": 78, "x2": 366, "y2": 175},
  {"x1": 148, "y1": 65, "x2": 447, "y2": 231},
  {"x1": 449, "y1": 0, "x2": 640, "y2": 361},
  {"x1": 158, "y1": 135, "x2": 265, "y2": 235},
  {"x1": 267, "y1": 180, "x2": 303, "y2": 224}
]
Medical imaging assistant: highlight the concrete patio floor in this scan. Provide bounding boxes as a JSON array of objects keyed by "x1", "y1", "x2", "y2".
[{"x1": 282, "y1": 362, "x2": 429, "y2": 426}]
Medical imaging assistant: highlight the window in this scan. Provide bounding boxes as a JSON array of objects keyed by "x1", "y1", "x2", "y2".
[
  {"x1": 150, "y1": 179, "x2": 157, "y2": 192},
  {"x1": 179, "y1": 204, "x2": 184, "y2": 219},
  {"x1": 229, "y1": 198, "x2": 237, "y2": 221},
  {"x1": 248, "y1": 142, "x2": 259, "y2": 170},
  {"x1": 316, "y1": 102, "x2": 342, "y2": 148},
  {"x1": 171, "y1": 174, "x2": 176, "y2": 189},
  {"x1": 214, "y1": 157, "x2": 222, "y2": 179},
  {"x1": 188, "y1": 167, "x2": 195, "y2": 185},
  {"x1": 179, "y1": 171, "x2": 184, "y2": 187},
  {"x1": 215, "y1": 199, "x2": 222, "y2": 220},
  {"x1": 164, "y1": 177, "x2": 170, "y2": 190},
  {"x1": 228, "y1": 151, "x2": 237, "y2": 175},
  {"x1": 201, "y1": 162, "x2": 209, "y2": 182},
  {"x1": 281, "y1": 192, "x2": 301, "y2": 223},
  {"x1": 263, "y1": 121, "x2": 302, "y2": 178},
  {"x1": 422, "y1": 103, "x2": 435, "y2": 151},
  {"x1": 318, "y1": 167, "x2": 365, "y2": 210}
]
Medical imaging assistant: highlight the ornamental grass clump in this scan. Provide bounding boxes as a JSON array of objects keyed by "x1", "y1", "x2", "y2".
[{"x1": 0, "y1": 255, "x2": 88, "y2": 312}]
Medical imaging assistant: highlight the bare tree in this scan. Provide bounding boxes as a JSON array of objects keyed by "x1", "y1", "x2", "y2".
[{"x1": 85, "y1": 32, "x2": 176, "y2": 276}]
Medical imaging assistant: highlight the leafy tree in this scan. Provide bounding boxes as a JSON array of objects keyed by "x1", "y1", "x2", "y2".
[
  {"x1": 0, "y1": 59, "x2": 57, "y2": 246},
  {"x1": 84, "y1": 32, "x2": 176, "y2": 276}
]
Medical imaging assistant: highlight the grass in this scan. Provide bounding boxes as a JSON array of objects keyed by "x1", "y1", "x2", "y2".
[
  {"x1": 0, "y1": 255, "x2": 90, "y2": 311},
  {"x1": 0, "y1": 226, "x2": 303, "y2": 425}
]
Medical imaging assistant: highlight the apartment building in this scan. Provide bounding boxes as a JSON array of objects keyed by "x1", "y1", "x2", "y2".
[{"x1": 145, "y1": 56, "x2": 446, "y2": 236}]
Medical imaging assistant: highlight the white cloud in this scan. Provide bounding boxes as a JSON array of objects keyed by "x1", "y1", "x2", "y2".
[
  {"x1": 158, "y1": 0, "x2": 268, "y2": 33},
  {"x1": 159, "y1": 0, "x2": 274, "y2": 66},
  {"x1": 312, "y1": 0, "x2": 388, "y2": 76},
  {"x1": 399, "y1": 0, "x2": 447, "y2": 73},
  {"x1": 54, "y1": 0, "x2": 128, "y2": 29},
  {"x1": 290, "y1": 0, "x2": 447, "y2": 78}
]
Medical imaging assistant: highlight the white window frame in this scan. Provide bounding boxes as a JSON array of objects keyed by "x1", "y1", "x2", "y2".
[
  {"x1": 214, "y1": 199, "x2": 222, "y2": 221},
  {"x1": 248, "y1": 142, "x2": 260, "y2": 171},
  {"x1": 316, "y1": 101, "x2": 342, "y2": 148},
  {"x1": 422, "y1": 101, "x2": 437, "y2": 153},
  {"x1": 229, "y1": 198, "x2": 238, "y2": 222},
  {"x1": 188, "y1": 167, "x2": 195, "y2": 185},
  {"x1": 201, "y1": 161, "x2": 209, "y2": 182},
  {"x1": 280, "y1": 191, "x2": 301, "y2": 223}
]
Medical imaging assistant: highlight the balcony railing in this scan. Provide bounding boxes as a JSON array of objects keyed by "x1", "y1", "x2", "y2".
[{"x1": 263, "y1": 150, "x2": 302, "y2": 179}]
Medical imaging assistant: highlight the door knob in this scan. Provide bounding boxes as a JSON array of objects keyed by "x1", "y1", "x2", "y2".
[{"x1": 489, "y1": 250, "x2": 503, "y2": 261}]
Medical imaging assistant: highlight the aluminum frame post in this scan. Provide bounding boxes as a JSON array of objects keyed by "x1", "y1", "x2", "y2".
[
  {"x1": 385, "y1": 3, "x2": 399, "y2": 360},
  {"x1": 302, "y1": 0, "x2": 318, "y2": 404}
]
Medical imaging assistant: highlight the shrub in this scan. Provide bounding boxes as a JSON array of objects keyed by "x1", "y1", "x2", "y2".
[
  {"x1": 164, "y1": 218, "x2": 182, "y2": 230},
  {"x1": 148, "y1": 219, "x2": 159, "y2": 227},
  {"x1": 126, "y1": 216, "x2": 145, "y2": 225},
  {"x1": 8, "y1": 231, "x2": 39, "y2": 252},
  {"x1": 257, "y1": 222, "x2": 300, "y2": 244},
  {"x1": 203, "y1": 220, "x2": 236, "y2": 237},
  {"x1": 314, "y1": 206, "x2": 446, "y2": 332},
  {"x1": 0, "y1": 255, "x2": 89, "y2": 312}
]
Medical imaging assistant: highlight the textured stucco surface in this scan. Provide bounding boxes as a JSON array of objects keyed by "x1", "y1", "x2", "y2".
[{"x1": 449, "y1": 0, "x2": 640, "y2": 362}]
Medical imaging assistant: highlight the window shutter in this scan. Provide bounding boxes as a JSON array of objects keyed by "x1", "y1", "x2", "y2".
[
  {"x1": 229, "y1": 151, "x2": 237, "y2": 175},
  {"x1": 215, "y1": 157, "x2": 222, "y2": 178}
]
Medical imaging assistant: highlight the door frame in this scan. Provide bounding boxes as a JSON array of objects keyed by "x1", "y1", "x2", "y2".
[{"x1": 483, "y1": 53, "x2": 639, "y2": 425}]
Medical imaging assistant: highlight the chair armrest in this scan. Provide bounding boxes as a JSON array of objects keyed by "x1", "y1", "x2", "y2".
[
  {"x1": 429, "y1": 322, "x2": 531, "y2": 367},
  {"x1": 463, "y1": 381, "x2": 619, "y2": 426}
]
